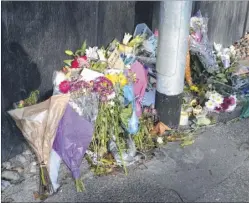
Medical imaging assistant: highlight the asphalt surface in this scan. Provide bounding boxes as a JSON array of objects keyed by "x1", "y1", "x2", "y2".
[{"x1": 2, "y1": 118, "x2": 249, "y2": 202}]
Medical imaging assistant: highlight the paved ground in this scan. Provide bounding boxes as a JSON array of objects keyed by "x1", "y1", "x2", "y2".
[{"x1": 2, "y1": 118, "x2": 249, "y2": 202}]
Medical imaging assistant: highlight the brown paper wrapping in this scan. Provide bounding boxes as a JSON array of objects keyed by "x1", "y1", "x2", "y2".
[{"x1": 8, "y1": 94, "x2": 70, "y2": 167}]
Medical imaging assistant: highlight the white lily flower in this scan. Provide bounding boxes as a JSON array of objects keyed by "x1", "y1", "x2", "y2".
[
  {"x1": 222, "y1": 48, "x2": 231, "y2": 55},
  {"x1": 214, "y1": 42, "x2": 222, "y2": 52},
  {"x1": 97, "y1": 49, "x2": 107, "y2": 61},
  {"x1": 157, "y1": 137, "x2": 164, "y2": 144},
  {"x1": 86, "y1": 46, "x2": 99, "y2": 60},
  {"x1": 122, "y1": 33, "x2": 132, "y2": 45}
]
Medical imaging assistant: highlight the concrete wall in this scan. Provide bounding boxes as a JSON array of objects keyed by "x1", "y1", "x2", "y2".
[
  {"x1": 193, "y1": 1, "x2": 249, "y2": 47},
  {"x1": 152, "y1": 1, "x2": 249, "y2": 47}
]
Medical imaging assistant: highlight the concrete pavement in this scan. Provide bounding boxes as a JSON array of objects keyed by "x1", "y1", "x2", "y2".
[{"x1": 2, "y1": 118, "x2": 249, "y2": 202}]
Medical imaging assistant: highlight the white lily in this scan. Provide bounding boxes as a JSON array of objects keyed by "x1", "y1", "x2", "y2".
[
  {"x1": 86, "y1": 46, "x2": 99, "y2": 60},
  {"x1": 122, "y1": 33, "x2": 132, "y2": 45},
  {"x1": 97, "y1": 49, "x2": 107, "y2": 61},
  {"x1": 222, "y1": 48, "x2": 231, "y2": 55},
  {"x1": 214, "y1": 42, "x2": 222, "y2": 52}
]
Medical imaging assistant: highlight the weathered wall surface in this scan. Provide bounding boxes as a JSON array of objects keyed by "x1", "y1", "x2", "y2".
[
  {"x1": 193, "y1": 1, "x2": 249, "y2": 47},
  {"x1": 152, "y1": 1, "x2": 249, "y2": 47},
  {"x1": 1, "y1": 1, "x2": 136, "y2": 162}
]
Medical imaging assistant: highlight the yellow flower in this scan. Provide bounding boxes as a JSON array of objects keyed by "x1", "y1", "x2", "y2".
[
  {"x1": 190, "y1": 85, "x2": 199, "y2": 92},
  {"x1": 118, "y1": 74, "x2": 128, "y2": 87},
  {"x1": 106, "y1": 74, "x2": 118, "y2": 85}
]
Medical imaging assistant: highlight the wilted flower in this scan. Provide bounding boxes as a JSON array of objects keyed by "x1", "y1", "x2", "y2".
[
  {"x1": 122, "y1": 33, "x2": 132, "y2": 45},
  {"x1": 190, "y1": 16, "x2": 204, "y2": 29},
  {"x1": 190, "y1": 85, "x2": 199, "y2": 92},
  {"x1": 157, "y1": 137, "x2": 164, "y2": 144}
]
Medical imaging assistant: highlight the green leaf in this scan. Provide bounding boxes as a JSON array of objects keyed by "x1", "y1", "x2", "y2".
[
  {"x1": 216, "y1": 73, "x2": 226, "y2": 78},
  {"x1": 63, "y1": 59, "x2": 73, "y2": 66},
  {"x1": 65, "y1": 50, "x2": 74, "y2": 56},
  {"x1": 80, "y1": 40, "x2": 87, "y2": 55},
  {"x1": 220, "y1": 78, "x2": 228, "y2": 83},
  {"x1": 75, "y1": 50, "x2": 83, "y2": 55},
  {"x1": 180, "y1": 139, "x2": 195, "y2": 147}
]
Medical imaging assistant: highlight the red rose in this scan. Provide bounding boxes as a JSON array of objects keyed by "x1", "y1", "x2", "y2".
[
  {"x1": 71, "y1": 59, "x2": 79, "y2": 68},
  {"x1": 59, "y1": 80, "x2": 70, "y2": 93}
]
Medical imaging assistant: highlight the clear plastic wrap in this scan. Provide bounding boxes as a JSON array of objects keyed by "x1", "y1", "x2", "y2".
[
  {"x1": 231, "y1": 61, "x2": 249, "y2": 89},
  {"x1": 69, "y1": 92, "x2": 99, "y2": 124},
  {"x1": 190, "y1": 11, "x2": 219, "y2": 73}
]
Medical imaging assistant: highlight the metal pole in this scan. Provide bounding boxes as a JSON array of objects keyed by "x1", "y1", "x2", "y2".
[{"x1": 155, "y1": 1, "x2": 192, "y2": 128}]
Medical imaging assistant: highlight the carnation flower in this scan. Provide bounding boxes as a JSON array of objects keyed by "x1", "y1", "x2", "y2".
[
  {"x1": 214, "y1": 106, "x2": 222, "y2": 113},
  {"x1": 213, "y1": 95, "x2": 224, "y2": 105},
  {"x1": 59, "y1": 80, "x2": 70, "y2": 93},
  {"x1": 71, "y1": 59, "x2": 79, "y2": 68},
  {"x1": 77, "y1": 55, "x2": 89, "y2": 67}
]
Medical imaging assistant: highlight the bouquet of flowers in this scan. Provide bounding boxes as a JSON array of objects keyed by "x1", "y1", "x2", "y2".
[
  {"x1": 189, "y1": 11, "x2": 219, "y2": 73},
  {"x1": 205, "y1": 91, "x2": 237, "y2": 113}
]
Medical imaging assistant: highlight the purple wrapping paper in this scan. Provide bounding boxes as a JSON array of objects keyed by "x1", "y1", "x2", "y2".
[{"x1": 53, "y1": 104, "x2": 93, "y2": 179}]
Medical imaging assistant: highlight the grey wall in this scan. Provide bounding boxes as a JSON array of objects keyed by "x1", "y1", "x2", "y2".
[
  {"x1": 193, "y1": 1, "x2": 249, "y2": 47},
  {"x1": 152, "y1": 1, "x2": 249, "y2": 47}
]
